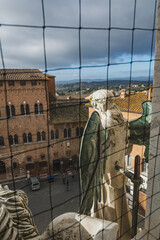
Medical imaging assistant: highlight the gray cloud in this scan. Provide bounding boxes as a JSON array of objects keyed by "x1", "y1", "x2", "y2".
[{"x1": 0, "y1": 0, "x2": 157, "y2": 74}]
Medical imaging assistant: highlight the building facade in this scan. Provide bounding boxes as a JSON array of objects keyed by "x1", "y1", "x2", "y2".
[
  {"x1": 0, "y1": 69, "x2": 54, "y2": 181},
  {"x1": 0, "y1": 69, "x2": 88, "y2": 182}
]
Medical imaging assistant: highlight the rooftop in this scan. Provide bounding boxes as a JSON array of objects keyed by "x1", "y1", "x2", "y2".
[
  {"x1": 0, "y1": 69, "x2": 52, "y2": 81},
  {"x1": 50, "y1": 103, "x2": 89, "y2": 124},
  {"x1": 114, "y1": 92, "x2": 150, "y2": 113}
]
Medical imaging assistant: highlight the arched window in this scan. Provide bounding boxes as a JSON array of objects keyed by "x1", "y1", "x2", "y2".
[
  {"x1": 55, "y1": 129, "x2": 59, "y2": 139},
  {"x1": 21, "y1": 104, "x2": 25, "y2": 115},
  {"x1": 14, "y1": 134, "x2": 18, "y2": 145},
  {"x1": 64, "y1": 128, "x2": 67, "y2": 138},
  {"x1": 26, "y1": 104, "x2": 30, "y2": 115},
  {"x1": 80, "y1": 127, "x2": 84, "y2": 137},
  {"x1": 11, "y1": 105, "x2": 15, "y2": 116},
  {"x1": 28, "y1": 133, "x2": 32, "y2": 142},
  {"x1": 39, "y1": 103, "x2": 43, "y2": 114},
  {"x1": 23, "y1": 133, "x2": 27, "y2": 143},
  {"x1": 0, "y1": 161, "x2": 6, "y2": 174},
  {"x1": 9, "y1": 135, "x2": 13, "y2": 145},
  {"x1": 42, "y1": 131, "x2": 46, "y2": 141},
  {"x1": 51, "y1": 130, "x2": 54, "y2": 140},
  {"x1": 76, "y1": 127, "x2": 79, "y2": 137},
  {"x1": 0, "y1": 136, "x2": 4, "y2": 146},
  {"x1": 68, "y1": 128, "x2": 71, "y2": 138},
  {"x1": 6, "y1": 105, "x2": 10, "y2": 118},
  {"x1": 37, "y1": 132, "x2": 41, "y2": 141},
  {"x1": 35, "y1": 104, "x2": 38, "y2": 114}
]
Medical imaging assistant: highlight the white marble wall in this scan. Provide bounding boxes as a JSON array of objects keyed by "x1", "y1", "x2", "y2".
[
  {"x1": 144, "y1": 0, "x2": 160, "y2": 235},
  {"x1": 134, "y1": 1, "x2": 160, "y2": 239}
]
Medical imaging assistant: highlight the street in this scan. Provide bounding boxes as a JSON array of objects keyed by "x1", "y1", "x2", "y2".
[
  {"x1": 7, "y1": 174, "x2": 144, "y2": 235},
  {"x1": 8, "y1": 174, "x2": 80, "y2": 234}
]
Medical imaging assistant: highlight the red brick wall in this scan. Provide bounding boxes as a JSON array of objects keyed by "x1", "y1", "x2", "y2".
[
  {"x1": 0, "y1": 80, "x2": 49, "y2": 180},
  {"x1": 47, "y1": 75, "x2": 56, "y2": 98}
]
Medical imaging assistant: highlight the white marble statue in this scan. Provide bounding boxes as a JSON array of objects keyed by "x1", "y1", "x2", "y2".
[
  {"x1": 90, "y1": 89, "x2": 132, "y2": 239},
  {"x1": 79, "y1": 89, "x2": 132, "y2": 240}
]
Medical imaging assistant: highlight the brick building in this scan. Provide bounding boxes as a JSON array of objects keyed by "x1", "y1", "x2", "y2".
[
  {"x1": 115, "y1": 91, "x2": 151, "y2": 216},
  {"x1": 49, "y1": 99, "x2": 88, "y2": 173},
  {"x1": 0, "y1": 69, "x2": 55, "y2": 181},
  {"x1": 0, "y1": 69, "x2": 88, "y2": 182}
]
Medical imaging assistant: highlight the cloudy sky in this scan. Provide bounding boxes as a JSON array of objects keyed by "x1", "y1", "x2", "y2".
[{"x1": 0, "y1": 0, "x2": 157, "y2": 82}]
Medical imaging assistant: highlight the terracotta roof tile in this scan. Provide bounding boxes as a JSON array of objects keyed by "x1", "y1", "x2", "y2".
[
  {"x1": 0, "y1": 69, "x2": 49, "y2": 81},
  {"x1": 114, "y1": 92, "x2": 150, "y2": 113}
]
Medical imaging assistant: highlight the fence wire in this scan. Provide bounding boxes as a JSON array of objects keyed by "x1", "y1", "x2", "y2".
[{"x1": 0, "y1": 0, "x2": 159, "y2": 240}]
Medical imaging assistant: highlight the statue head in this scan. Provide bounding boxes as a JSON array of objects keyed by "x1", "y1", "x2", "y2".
[{"x1": 89, "y1": 89, "x2": 114, "y2": 112}]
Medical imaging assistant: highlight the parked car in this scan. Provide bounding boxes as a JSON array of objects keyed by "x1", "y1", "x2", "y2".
[{"x1": 28, "y1": 176, "x2": 40, "y2": 191}]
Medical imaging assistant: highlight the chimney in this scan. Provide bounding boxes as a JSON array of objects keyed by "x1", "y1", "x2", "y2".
[{"x1": 148, "y1": 88, "x2": 152, "y2": 100}]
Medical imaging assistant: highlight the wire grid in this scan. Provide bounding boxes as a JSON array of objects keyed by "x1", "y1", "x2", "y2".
[{"x1": 0, "y1": 0, "x2": 159, "y2": 239}]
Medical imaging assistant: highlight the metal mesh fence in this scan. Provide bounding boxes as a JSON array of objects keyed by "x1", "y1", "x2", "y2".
[{"x1": 0, "y1": 0, "x2": 159, "y2": 239}]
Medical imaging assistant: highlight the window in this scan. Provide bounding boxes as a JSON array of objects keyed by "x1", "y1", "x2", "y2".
[
  {"x1": 21, "y1": 104, "x2": 25, "y2": 115},
  {"x1": 6, "y1": 105, "x2": 10, "y2": 118},
  {"x1": 68, "y1": 128, "x2": 71, "y2": 138},
  {"x1": 27, "y1": 156, "x2": 32, "y2": 162},
  {"x1": 76, "y1": 127, "x2": 79, "y2": 137},
  {"x1": 37, "y1": 131, "x2": 46, "y2": 141},
  {"x1": 9, "y1": 135, "x2": 13, "y2": 145},
  {"x1": 39, "y1": 161, "x2": 47, "y2": 168},
  {"x1": 20, "y1": 81, "x2": 26, "y2": 86},
  {"x1": 142, "y1": 159, "x2": 147, "y2": 172},
  {"x1": 14, "y1": 135, "x2": 18, "y2": 145},
  {"x1": 35, "y1": 104, "x2": 38, "y2": 114},
  {"x1": 0, "y1": 161, "x2": 6, "y2": 174},
  {"x1": 64, "y1": 128, "x2": 67, "y2": 138},
  {"x1": 39, "y1": 103, "x2": 43, "y2": 114},
  {"x1": 9, "y1": 135, "x2": 18, "y2": 145},
  {"x1": 125, "y1": 155, "x2": 132, "y2": 167},
  {"x1": 8, "y1": 81, "x2": 14, "y2": 86},
  {"x1": 28, "y1": 133, "x2": 32, "y2": 142},
  {"x1": 26, "y1": 163, "x2": 34, "y2": 170},
  {"x1": 41, "y1": 154, "x2": 45, "y2": 161},
  {"x1": 26, "y1": 104, "x2": 30, "y2": 115},
  {"x1": 13, "y1": 162, "x2": 17, "y2": 169},
  {"x1": 55, "y1": 129, "x2": 59, "y2": 139},
  {"x1": 42, "y1": 131, "x2": 46, "y2": 141},
  {"x1": 37, "y1": 132, "x2": 41, "y2": 141},
  {"x1": 23, "y1": 133, "x2": 33, "y2": 144},
  {"x1": 66, "y1": 150, "x2": 71, "y2": 157},
  {"x1": 0, "y1": 136, "x2": 4, "y2": 146},
  {"x1": 21, "y1": 104, "x2": 30, "y2": 115},
  {"x1": 31, "y1": 81, "x2": 37, "y2": 85},
  {"x1": 51, "y1": 130, "x2": 54, "y2": 140},
  {"x1": 0, "y1": 81, "x2": 3, "y2": 86},
  {"x1": 80, "y1": 127, "x2": 84, "y2": 136},
  {"x1": 23, "y1": 133, "x2": 27, "y2": 143},
  {"x1": 11, "y1": 105, "x2": 15, "y2": 116}
]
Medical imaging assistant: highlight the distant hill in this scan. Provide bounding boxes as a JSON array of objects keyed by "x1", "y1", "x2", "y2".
[{"x1": 56, "y1": 76, "x2": 153, "y2": 86}]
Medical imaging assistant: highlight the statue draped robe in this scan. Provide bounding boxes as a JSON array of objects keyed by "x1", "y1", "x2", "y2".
[{"x1": 79, "y1": 111, "x2": 132, "y2": 240}]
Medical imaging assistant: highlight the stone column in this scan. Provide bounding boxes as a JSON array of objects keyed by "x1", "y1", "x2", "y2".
[
  {"x1": 133, "y1": 1, "x2": 160, "y2": 239},
  {"x1": 144, "y1": 0, "x2": 160, "y2": 238}
]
